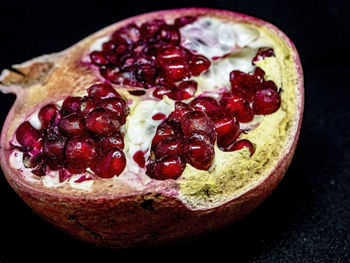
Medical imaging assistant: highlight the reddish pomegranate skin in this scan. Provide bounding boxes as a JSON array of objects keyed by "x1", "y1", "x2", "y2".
[{"x1": 0, "y1": 8, "x2": 303, "y2": 249}]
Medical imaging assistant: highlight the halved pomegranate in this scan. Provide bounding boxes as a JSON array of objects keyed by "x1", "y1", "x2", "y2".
[{"x1": 0, "y1": 8, "x2": 303, "y2": 249}]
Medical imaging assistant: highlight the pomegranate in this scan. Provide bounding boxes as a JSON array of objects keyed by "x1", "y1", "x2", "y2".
[{"x1": 0, "y1": 8, "x2": 303, "y2": 249}]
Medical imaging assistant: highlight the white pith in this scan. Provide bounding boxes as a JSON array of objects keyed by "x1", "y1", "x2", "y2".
[{"x1": 9, "y1": 16, "x2": 280, "y2": 190}]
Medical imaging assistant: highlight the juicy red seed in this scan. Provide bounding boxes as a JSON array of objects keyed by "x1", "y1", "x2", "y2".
[
  {"x1": 220, "y1": 94, "x2": 254, "y2": 123},
  {"x1": 99, "y1": 97, "x2": 127, "y2": 123},
  {"x1": 90, "y1": 51, "x2": 108, "y2": 65},
  {"x1": 133, "y1": 150, "x2": 146, "y2": 168},
  {"x1": 59, "y1": 114, "x2": 85, "y2": 137},
  {"x1": 112, "y1": 23, "x2": 141, "y2": 45},
  {"x1": 140, "y1": 19, "x2": 166, "y2": 39},
  {"x1": 87, "y1": 83, "x2": 120, "y2": 100},
  {"x1": 152, "y1": 113, "x2": 166, "y2": 121},
  {"x1": 214, "y1": 115, "x2": 240, "y2": 148},
  {"x1": 224, "y1": 139, "x2": 255, "y2": 156},
  {"x1": 65, "y1": 137, "x2": 96, "y2": 174},
  {"x1": 180, "y1": 111, "x2": 216, "y2": 143},
  {"x1": 102, "y1": 40, "x2": 117, "y2": 53},
  {"x1": 98, "y1": 133, "x2": 124, "y2": 153},
  {"x1": 80, "y1": 96, "x2": 98, "y2": 116},
  {"x1": 15, "y1": 121, "x2": 43, "y2": 151},
  {"x1": 152, "y1": 120, "x2": 177, "y2": 145},
  {"x1": 157, "y1": 45, "x2": 190, "y2": 61},
  {"x1": 190, "y1": 55, "x2": 211, "y2": 76},
  {"x1": 94, "y1": 147, "x2": 126, "y2": 178},
  {"x1": 183, "y1": 133, "x2": 214, "y2": 171},
  {"x1": 161, "y1": 58, "x2": 189, "y2": 82},
  {"x1": 153, "y1": 85, "x2": 173, "y2": 99},
  {"x1": 85, "y1": 109, "x2": 120, "y2": 136},
  {"x1": 174, "y1": 16, "x2": 197, "y2": 28},
  {"x1": 100, "y1": 68, "x2": 139, "y2": 87},
  {"x1": 252, "y1": 47, "x2": 275, "y2": 65},
  {"x1": 159, "y1": 25, "x2": 180, "y2": 44},
  {"x1": 44, "y1": 137, "x2": 67, "y2": 170},
  {"x1": 263, "y1": 80, "x2": 278, "y2": 91},
  {"x1": 253, "y1": 88, "x2": 281, "y2": 115},
  {"x1": 254, "y1": 67, "x2": 266, "y2": 79},
  {"x1": 189, "y1": 96, "x2": 221, "y2": 118},
  {"x1": 38, "y1": 104, "x2": 58, "y2": 130},
  {"x1": 170, "y1": 80, "x2": 197, "y2": 100},
  {"x1": 229, "y1": 70, "x2": 249, "y2": 85},
  {"x1": 152, "y1": 155, "x2": 185, "y2": 180},
  {"x1": 136, "y1": 65, "x2": 158, "y2": 84},
  {"x1": 154, "y1": 135, "x2": 183, "y2": 158},
  {"x1": 230, "y1": 70, "x2": 264, "y2": 101},
  {"x1": 167, "y1": 101, "x2": 193, "y2": 123},
  {"x1": 61, "y1": 97, "x2": 81, "y2": 116}
]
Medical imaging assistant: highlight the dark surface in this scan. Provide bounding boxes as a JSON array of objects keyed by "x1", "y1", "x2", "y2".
[{"x1": 0, "y1": 0, "x2": 349, "y2": 262}]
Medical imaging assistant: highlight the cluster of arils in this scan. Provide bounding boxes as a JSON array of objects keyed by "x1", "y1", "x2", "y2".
[
  {"x1": 220, "y1": 66, "x2": 281, "y2": 123},
  {"x1": 89, "y1": 16, "x2": 211, "y2": 100},
  {"x1": 145, "y1": 66, "x2": 281, "y2": 180},
  {"x1": 14, "y1": 83, "x2": 128, "y2": 181}
]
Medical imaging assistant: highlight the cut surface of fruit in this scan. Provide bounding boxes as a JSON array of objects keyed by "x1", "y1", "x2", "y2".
[{"x1": 0, "y1": 8, "x2": 303, "y2": 249}]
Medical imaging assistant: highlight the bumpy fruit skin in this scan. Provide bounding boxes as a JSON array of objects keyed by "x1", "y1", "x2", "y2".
[{"x1": 0, "y1": 8, "x2": 304, "y2": 248}]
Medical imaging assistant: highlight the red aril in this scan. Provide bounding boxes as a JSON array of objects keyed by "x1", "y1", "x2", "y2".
[
  {"x1": 160, "y1": 58, "x2": 189, "y2": 82},
  {"x1": 170, "y1": 80, "x2": 197, "y2": 100},
  {"x1": 44, "y1": 136, "x2": 67, "y2": 170},
  {"x1": 94, "y1": 147, "x2": 126, "y2": 178},
  {"x1": 167, "y1": 101, "x2": 193, "y2": 123},
  {"x1": 183, "y1": 133, "x2": 214, "y2": 170},
  {"x1": 38, "y1": 104, "x2": 58, "y2": 130},
  {"x1": 154, "y1": 135, "x2": 183, "y2": 158},
  {"x1": 152, "y1": 120, "x2": 178, "y2": 145},
  {"x1": 190, "y1": 55, "x2": 211, "y2": 76},
  {"x1": 85, "y1": 109, "x2": 121, "y2": 136},
  {"x1": 214, "y1": 115, "x2": 240, "y2": 148},
  {"x1": 87, "y1": 83, "x2": 121, "y2": 100},
  {"x1": 15, "y1": 121, "x2": 43, "y2": 152},
  {"x1": 180, "y1": 111, "x2": 216, "y2": 143},
  {"x1": 65, "y1": 137, "x2": 97, "y2": 174},
  {"x1": 97, "y1": 133, "x2": 124, "y2": 154},
  {"x1": 153, "y1": 85, "x2": 174, "y2": 99},
  {"x1": 189, "y1": 96, "x2": 221, "y2": 118},
  {"x1": 60, "y1": 97, "x2": 81, "y2": 116},
  {"x1": 99, "y1": 97, "x2": 127, "y2": 124},
  {"x1": 59, "y1": 114, "x2": 85, "y2": 137},
  {"x1": 220, "y1": 93, "x2": 254, "y2": 123},
  {"x1": 90, "y1": 51, "x2": 108, "y2": 65},
  {"x1": 224, "y1": 139, "x2": 255, "y2": 156},
  {"x1": 253, "y1": 88, "x2": 281, "y2": 115},
  {"x1": 152, "y1": 155, "x2": 185, "y2": 180}
]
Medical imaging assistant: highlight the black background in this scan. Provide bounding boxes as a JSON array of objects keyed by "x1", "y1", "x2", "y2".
[{"x1": 0, "y1": 0, "x2": 349, "y2": 262}]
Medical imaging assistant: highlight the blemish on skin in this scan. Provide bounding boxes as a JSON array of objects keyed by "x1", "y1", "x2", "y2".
[{"x1": 140, "y1": 199, "x2": 154, "y2": 211}]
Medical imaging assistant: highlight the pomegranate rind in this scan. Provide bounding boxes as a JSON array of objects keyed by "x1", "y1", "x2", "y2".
[{"x1": 0, "y1": 8, "x2": 303, "y2": 248}]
